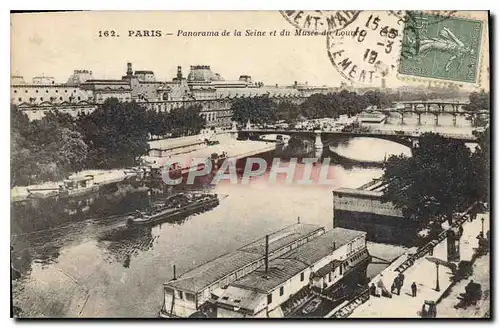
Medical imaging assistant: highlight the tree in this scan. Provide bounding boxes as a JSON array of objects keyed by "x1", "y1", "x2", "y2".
[
  {"x1": 470, "y1": 127, "x2": 490, "y2": 204},
  {"x1": 11, "y1": 130, "x2": 32, "y2": 187},
  {"x1": 463, "y1": 90, "x2": 490, "y2": 112},
  {"x1": 382, "y1": 133, "x2": 477, "y2": 226},
  {"x1": 231, "y1": 96, "x2": 277, "y2": 125},
  {"x1": 58, "y1": 128, "x2": 88, "y2": 173},
  {"x1": 167, "y1": 104, "x2": 205, "y2": 136},
  {"x1": 10, "y1": 106, "x2": 90, "y2": 186},
  {"x1": 275, "y1": 101, "x2": 300, "y2": 123},
  {"x1": 78, "y1": 99, "x2": 150, "y2": 168},
  {"x1": 299, "y1": 91, "x2": 370, "y2": 119},
  {"x1": 145, "y1": 110, "x2": 169, "y2": 139},
  {"x1": 363, "y1": 90, "x2": 391, "y2": 108}
]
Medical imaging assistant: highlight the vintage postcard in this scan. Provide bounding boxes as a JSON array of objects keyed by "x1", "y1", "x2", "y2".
[{"x1": 10, "y1": 10, "x2": 490, "y2": 319}]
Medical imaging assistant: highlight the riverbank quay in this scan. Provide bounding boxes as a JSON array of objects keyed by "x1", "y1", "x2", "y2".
[
  {"x1": 142, "y1": 133, "x2": 278, "y2": 172},
  {"x1": 347, "y1": 210, "x2": 489, "y2": 318},
  {"x1": 10, "y1": 170, "x2": 138, "y2": 203},
  {"x1": 147, "y1": 131, "x2": 218, "y2": 157},
  {"x1": 11, "y1": 132, "x2": 276, "y2": 203}
]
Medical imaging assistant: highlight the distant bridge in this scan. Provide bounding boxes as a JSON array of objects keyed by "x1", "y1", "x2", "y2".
[
  {"x1": 393, "y1": 100, "x2": 470, "y2": 113},
  {"x1": 237, "y1": 128, "x2": 478, "y2": 149},
  {"x1": 363, "y1": 100, "x2": 488, "y2": 125}
]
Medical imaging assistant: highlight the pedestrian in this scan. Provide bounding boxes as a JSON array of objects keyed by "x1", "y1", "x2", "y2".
[
  {"x1": 411, "y1": 282, "x2": 417, "y2": 297},
  {"x1": 370, "y1": 283, "x2": 377, "y2": 296},
  {"x1": 399, "y1": 273, "x2": 405, "y2": 286}
]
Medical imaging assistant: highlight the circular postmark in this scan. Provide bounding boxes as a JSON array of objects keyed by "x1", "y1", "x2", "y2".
[
  {"x1": 326, "y1": 11, "x2": 404, "y2": 86},
  {"x1": 280, "y1": 10, "x2": 361, "y2": 33},
  {"x1": 389, "y1": 10, "x2": 457, "y2": 25}
]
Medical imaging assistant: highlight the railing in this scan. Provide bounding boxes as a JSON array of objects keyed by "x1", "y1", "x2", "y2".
[
  {"x1": 394, "y1": 203, "x2": 478, "y2": 274},
  {"x1": 240, "y1": 128, "x2": 476, "y2": 140},
  {"x1": 356, "y1": 178, "x2": 383, "y2": 191},
  {"x1": 326, "y1": 288, "x2": 370, "y2": 318},
  {"x1": 324, "y1": 203, "x2": 479, "y2": 318}
]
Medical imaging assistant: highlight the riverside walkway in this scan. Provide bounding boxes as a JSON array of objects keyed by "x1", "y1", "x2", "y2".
[{"x1": 349, "y1": 211, "x2": 489, "y2": 318}]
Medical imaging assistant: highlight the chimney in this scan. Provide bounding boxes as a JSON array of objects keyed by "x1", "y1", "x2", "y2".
[
  {"x1": 127, "y1": 62, "x2": 133, "y2": 76},
  {"x1": 173, "y1": 265, "x2": 177, "y2": 280},
  {"x1": 297, "y1": 216, "x2": 300, "y2": 224},
  {"x1": 333, "y1": 242, "x2": 336, "y2": 251},
  {"x1": 177, "y1": 66, "x2": 183, "y2": 80},
  {"x1": 265, "y1": 235, "x2": 269, "y2": 273}
]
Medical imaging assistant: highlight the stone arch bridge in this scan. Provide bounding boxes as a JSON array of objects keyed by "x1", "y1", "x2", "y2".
[
  {"x1": 364, "y1": 101, "x2": 489, "y2": 126},
  {"x1": 237, "y1": 129, "x2": 478, "y2": 150}
]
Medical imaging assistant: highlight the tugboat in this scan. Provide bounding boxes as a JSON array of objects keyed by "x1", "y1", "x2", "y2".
[{"x1": 126, "y1": 193, "x2": 219, "y2": 226}]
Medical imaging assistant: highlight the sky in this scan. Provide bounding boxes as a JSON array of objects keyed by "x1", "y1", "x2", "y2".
[{"x1": 10, "y1": 11, "x2": 489, "y2": 90}]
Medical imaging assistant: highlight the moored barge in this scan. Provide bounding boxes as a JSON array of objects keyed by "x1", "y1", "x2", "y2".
[
  {"x1": 159, "y1": 223, "x2": 370, "y2": 318},
  {"x1": 127, "y1": 193, "x2": 219, "y2": 226}
]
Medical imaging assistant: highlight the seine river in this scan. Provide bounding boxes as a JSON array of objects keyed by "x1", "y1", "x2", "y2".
[{"x1": 11, "y1": 116, "x2": 473, "y2": 318}]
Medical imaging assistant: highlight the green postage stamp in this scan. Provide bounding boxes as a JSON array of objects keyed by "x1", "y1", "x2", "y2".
[{"x1": 399, "y1": 12, "x2": 483, "y2": 83}]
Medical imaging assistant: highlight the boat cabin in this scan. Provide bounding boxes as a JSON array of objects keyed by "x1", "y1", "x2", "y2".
[{"x1": 60, "y1": 175, "x2": 95, "y2": 191}]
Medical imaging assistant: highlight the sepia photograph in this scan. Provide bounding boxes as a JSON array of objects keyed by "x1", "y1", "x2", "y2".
[{"x1": 9, "y1": 9, "x2": 491, "y2": 319}]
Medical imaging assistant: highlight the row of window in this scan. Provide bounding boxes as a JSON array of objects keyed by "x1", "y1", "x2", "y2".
[
  {"x1": 335, "y1": 199, "x2": 395, "y2": 209},
  {"x1": 16, "y1": 96, "x2": 84, "y2": 102},
  {"x1": 13, "y1": 89, "x2": 80, "y2": 94},
  {"x1": 266, "y1": 271, "x2": 306, "y2": 305},
  {"x1": 166, "y1": 288, "x2": 196, "y2": 302}
]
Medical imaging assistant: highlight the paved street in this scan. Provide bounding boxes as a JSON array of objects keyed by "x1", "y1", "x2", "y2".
[
  {"x1": 350, "y1": 212, "x2": 489, "y2": 318},
  {"x1": 437, "y1": 254, "x2": 490, "y2": 318}
]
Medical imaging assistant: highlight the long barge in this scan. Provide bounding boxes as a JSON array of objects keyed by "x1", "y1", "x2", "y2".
[
  {"x1": 159, "y1": 223, "x2": 326, "y2": 318},
  {"x1": 159, "y1": 223, "x2": 371, "y2": 318},
  {"x1": 127, "y1": 193, "x2": 219, "y2": 226}
]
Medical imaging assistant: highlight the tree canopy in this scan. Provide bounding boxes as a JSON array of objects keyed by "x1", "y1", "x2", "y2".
[
  {"x1": 78, "y1": 99, "x2": 150, "y2": 168},
  {"x1": 166, "y1": 104, "x2": 205, "y2": 137},
  {"x1": 463, "y1": 90, "x2": 490, "y2": 112},
  {"x1": 382, "y1": 133, "x2": 484, "y2": 225},
  {"x1": 470, "y1": 126, "x2": 490, "y2": 204},
  {"x1": 11, "y1": 106, "x2": 88, "y2": 186},
  {"x1": 11, "y1": 98, "x2": 207, "y2": 186},
  {"x1": 231, "y1": 96, "x2": 277, "y2": 125}
]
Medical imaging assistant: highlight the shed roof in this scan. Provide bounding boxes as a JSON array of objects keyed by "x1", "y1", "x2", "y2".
[
  {"x1": 283, "y1": 228, "x2": 365, "y2": 266},
  {"x1": 167, "y1": 250, "x2": 261, "y2": 293},
  {"x1": 240, "y1": 223, "x2": 324, "y2": 255},
  {"x1": 333, "y1": 188, "x2": 383, "y2": 198},
  {"x1": 217, "y1": 285, "x2": 266, "y2": 313},
  {"x1": 165, "y1": 223, "x2": 324, "y2": 293},
  {"x1": 313, "y1": 259, "x2": 343, "y2": 278},
  {"x1": 231, "y1": 258, "x2": 308, "y2": 293}
]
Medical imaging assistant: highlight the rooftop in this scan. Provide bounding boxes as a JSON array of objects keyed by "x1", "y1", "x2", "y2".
[
  {"x1": 282, "y1": 228, "x2": 365, "y2": 266},
  {"x1": 166, "y1": 223, "x2": 324, "y2": 293},
  {"x1": 215, "y1": 86, "x2": 301, "y2": 98},
  {"x1": 216, "y1": 285, "x2": 266, "y2": 313},
  {"x1": 135, "y1": 70, "x2": 154, "y2": 74},
  {"x1": 313, "y1": 259, "x2": 343, "y2": 278},
  {"x1": 82, "y1": 79, "x2": 130, "y2": 84},
  {"x1": 167, "y1": 250, "x2": 262, "y2": 293},
  {"x1": 231, "y1": 258, "x2": 308, "y2": 293},
  {"x1": 240, "y1": 223, "x2": 325, "y2": 256},
  {"x1": 333, "y1": 188, "x2": 384, "y2": 198}
]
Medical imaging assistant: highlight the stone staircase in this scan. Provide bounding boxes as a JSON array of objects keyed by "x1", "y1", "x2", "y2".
[{"x1": 328, "y1": 289, "x2": 370, "y2": 318}]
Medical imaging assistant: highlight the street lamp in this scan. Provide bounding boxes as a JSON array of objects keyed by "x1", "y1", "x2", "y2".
[
  {"x1": 435, "y1": 263, "x2": 440, "y2": 292},
  {"x1": 427, "y1": 257, "x2": 445, "y2": 292}
]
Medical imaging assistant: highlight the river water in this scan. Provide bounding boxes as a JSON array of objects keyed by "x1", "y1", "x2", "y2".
[{"x1": 11, "y1": 117, "x2": 474, "y2": 318}]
